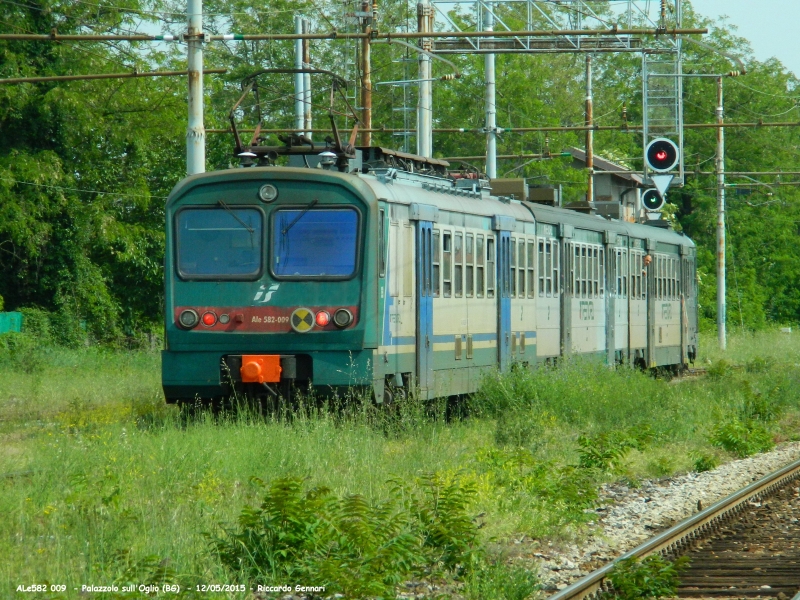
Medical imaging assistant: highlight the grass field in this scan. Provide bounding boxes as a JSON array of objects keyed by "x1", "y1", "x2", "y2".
[{"x1": 1, "y1": 331, "x2": 799, "y2": 599}]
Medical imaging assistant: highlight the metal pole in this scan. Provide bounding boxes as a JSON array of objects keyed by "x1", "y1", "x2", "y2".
[
  {"x1": 585, "y1": 55, "x2": 593, "y2": 202},
  {"x1": 294, "y1": 16, "x2": 304, "y2": 135},
  {"x1": 303, "y1": 19, "x2": 312, "y2": 139},
  {"x1": 360, "y1": 1, "x2": 373, "y2": 147},
  {"x1": 716, "y1": 76, "x2": 726, "y2": 350},
  {"x1": 186, "y1": 0, "x2": 205, "y2": 175},
  {"x1": 484, "y1": 2, "x2": 497, "y2": 179},
  {"x1": 417, "y1": 1, "x2": 432, "y2": 157}
]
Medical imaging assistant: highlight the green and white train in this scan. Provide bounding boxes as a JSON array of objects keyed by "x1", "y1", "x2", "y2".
[{"x1": 162, "y1": 147, "x2": 697, "y2": 405}]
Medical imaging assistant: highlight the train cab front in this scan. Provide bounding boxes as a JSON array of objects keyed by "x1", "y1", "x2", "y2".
[{"x1": 161, "y1": 168, "x2": 378, "y2": 405}]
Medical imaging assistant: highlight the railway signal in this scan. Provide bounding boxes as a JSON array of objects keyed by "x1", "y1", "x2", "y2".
[
  {"x1": 642, "y1": 188, "x2": 665, "y2": 212},
  {"x1": 645, "y1": 137, "x2": 680, "y2": 172}
]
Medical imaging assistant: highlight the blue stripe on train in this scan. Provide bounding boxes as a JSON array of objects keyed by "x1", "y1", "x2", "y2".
[{"x1": 387, "y1": 331, "x2": 537, "y2": 346}]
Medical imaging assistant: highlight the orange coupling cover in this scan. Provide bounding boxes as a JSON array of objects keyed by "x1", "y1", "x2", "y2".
[{"x1": 240, "y1": 355, "x2": 282, "y2": 384}]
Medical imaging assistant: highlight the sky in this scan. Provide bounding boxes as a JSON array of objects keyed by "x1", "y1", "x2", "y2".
[{"x1": 690, "y1": 1, "x2": 799, "y2": 77}]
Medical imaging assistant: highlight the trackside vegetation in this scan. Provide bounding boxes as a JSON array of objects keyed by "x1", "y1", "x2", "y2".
[{"x1": 1, "y1": 330, "x2": 799, "y2": 598}]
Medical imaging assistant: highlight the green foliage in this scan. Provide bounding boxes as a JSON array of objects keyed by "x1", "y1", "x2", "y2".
[
  {"x1": 646, "y1": 456, "x2": 675, "y2": 478},
  {"x1": 1, "y1": 334, "x2": 800, "y2": 591},
  {"x1": 745, "y1": 356, "x2": 771, "y2": 374},
  {"x1": 211, "y1": 474, "x2": 481, "y2": 597},
  {"x1": 577, "y1": 426, "x2": 654, "y2": 472},
  {"x1": 0, "y1": 331, "x2": 44, "y2": 374},
  {"x1": 689, "y1": 451, "x2": 720, "y2": 473},
  {"x1": 710, "y1": 418, "x2": 774, "y2": 458},
  {"x1": 464, "y1": 559, "x2": 539, "y2": 600},
  {"x1": 606, "y1": 555, "x2": 690, "y2": 600},
  {"x1": 395, "y1": 472, "x2": 482, "y2": 573},
  {"x1": 495, "y1": 408, "x2": 542, "y2": 448},
  {"x1": 475, "y1": 447, "x2": 598, "y2": 523},
  {"x1": 707, "y1": 359, "x2": 731, "y2": 380},
  {"x1": 19, "y1": 307, "x2": 52, "y2": 343}
]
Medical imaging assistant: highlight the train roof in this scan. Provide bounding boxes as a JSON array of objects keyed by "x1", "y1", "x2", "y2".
[
  {"x1": 522, "y1": 201, "x2": 695, "y2": 249},
  {"x1": 166, "y1": 166, "x2": 694, "y2": 251}
]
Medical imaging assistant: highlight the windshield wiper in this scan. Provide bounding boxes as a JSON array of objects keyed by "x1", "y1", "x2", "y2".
[
  {"x1": 282, "y1": 198, "x2": 318, "y2": 236},
  {"x1": 218, "y1": 198, "x2": 255, "y2": 234}
]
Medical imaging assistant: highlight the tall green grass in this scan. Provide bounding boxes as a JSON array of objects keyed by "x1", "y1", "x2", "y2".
[{"x1": 0, "y1": 330, "x2": 799, "y2": 597}]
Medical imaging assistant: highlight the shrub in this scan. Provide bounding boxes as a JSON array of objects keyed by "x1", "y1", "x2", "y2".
[
  {"x1": 689, "y1": 451, "x2": 719, "y2": 473},
  {"x1": 646, "y1": 456, "x2": 674, "y2": 478},
  {"x1": 474, "y1": 448, "x2": 597, "y2": 523},
  {"x1": 745, "y1": 356, "x2": 770, "y2": 373},
  {"x1": 710, "y1": 418, "x2": 774, "y2": 458},
  {"x1": 465, "y1": 560, "x2": 539, "y2": 600},
  {"x1": 707, "y1": 359, "x2": 731, "y2": 379},
  {"x1": 0, "y1": 331, "x2": 44, "y2": 374},
  {"x1": 211, "y1": 474, "x2": 482, "y2": 597},
  {"x1": 19, "y1": 307, "x2": 52, "y2": 343},
  {"x1": 606, "y1": 555, "x2": 690, "y2": 600},
  {"x1": 740, "y1": 384, "x2": 782, "y2": 422},
  {"x1": 494, "y1": 408, "x2": 541, "y2": 448},
  {"x1": 49, "y1": 309, "x2": 88, "y2": 348},
  {"x1": 577, "y1": 426, "x2": 654, "y2": 472}
]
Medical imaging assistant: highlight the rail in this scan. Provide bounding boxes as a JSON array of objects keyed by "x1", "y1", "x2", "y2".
[{"x1": 547, "y1": 456, "x2": 800, "y2": 600}]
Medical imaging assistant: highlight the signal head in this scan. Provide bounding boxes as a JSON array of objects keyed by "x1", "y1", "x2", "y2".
[
  {"x1": 645, "y1": 138, "x2": 680, "y2": 172},
  {"x1": 642, "y1": 189, "x2": 666, "y2": 212}
]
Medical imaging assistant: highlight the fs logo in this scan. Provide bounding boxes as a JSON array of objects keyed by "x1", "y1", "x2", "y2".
[
  {"x1": 579, "y1": 300, "x2": 595, "y2": 321},
  {"x1": 662, "y1": 303, "x2": 673, "y2": 320},
  {"x1": 253, "y1": 284, "x2": 280, "y2": 304}
]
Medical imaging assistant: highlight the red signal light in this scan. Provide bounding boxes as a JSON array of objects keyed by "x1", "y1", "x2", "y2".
[
  {"x1": 645, "y1": 138, "x2": 679, "y2": 172},
  {"x1": 201, "y1": 311, "x2": 217, "y2": 326},
  {"x1": 315, "y1": 311, "x2": 331, "y2": 327}
]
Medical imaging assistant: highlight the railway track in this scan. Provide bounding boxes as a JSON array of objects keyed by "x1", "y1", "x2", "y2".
[{"x1": 547, "y1": 457, "x2": 800, "y2": 600}]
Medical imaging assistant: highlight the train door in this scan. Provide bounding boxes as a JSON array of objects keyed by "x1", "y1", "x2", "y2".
[
  {"x1": 628, "y1": 243, "x2": 648, "y2": 367},
  {"x1": 415, "y1": 221, "x2": 434, "y2": 398},
  {"x1": 497, "y1": 231, "x2": 512, "y2": 370},
  {"x1": 612, "y1": 244, "x2": 629, "y2": 364},
  {"x1": 682, "y1": 248, "x2": 698, "y2": 362},
  {"x1": 536, "y1": 234, "x2": 561, "y2": 360},
  {"x1": 645, "y1": 239, "x2": 657, "y2": 368}
]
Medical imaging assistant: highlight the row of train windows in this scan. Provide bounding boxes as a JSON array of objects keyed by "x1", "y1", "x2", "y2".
[
  {"x1": 612, "y1": 250, "x2": 694, "y2": 301},
  {"x1": 430, "y1": 232, "x2": 562, "y2": 300},
  {"x1": 567, "y1": 243, "x2": 605, "y2": 299},
  {"x1": 510, "y1": 237, "x2": 560, "y2": 298},
  {"x1": 385, "y1": 221, "x2": 695, "y2": 302},
  {"x1": 391, "y1": 228, "x2": 561, "y2": 300},
  {"x1": 654, "y1": 255, "x2": 683, "y2": 301},
  {"x1": 432, "y1": 231, "x2": 496, "y2": 299},
  {"x1": 614, "y1": 249, "x2": 647, "y2": 300}
]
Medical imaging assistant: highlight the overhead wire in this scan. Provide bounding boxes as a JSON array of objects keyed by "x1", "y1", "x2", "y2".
[
  {"x1": 0, "y1": 176, "x2": 168, "y2": 199},
  {"x1": 729, "y1": 78, "x2": 800, "y2": 101}
]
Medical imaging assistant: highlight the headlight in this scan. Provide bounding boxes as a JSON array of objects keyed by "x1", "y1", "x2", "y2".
[
  {"x1": 333, "y1": 308, "x2": 353, "y2": 328},
  {"x1": 178, "y1": 309, "x2": 199, "y2": 329}
]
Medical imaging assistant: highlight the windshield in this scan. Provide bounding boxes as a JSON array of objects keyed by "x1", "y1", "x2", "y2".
[
  {"x1": 176, "y1": 208, "x2": 262, "y2": 279},
  {"x1": 272, "y1": 208, "x2": 359, "y2": 278}
]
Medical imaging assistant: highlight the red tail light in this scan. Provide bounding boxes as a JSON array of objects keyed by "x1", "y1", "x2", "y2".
[
  {"x1": 315, "y1": 311, "x2": 331, "y2": 327},
  {"x1": 201, "y1": 311, "x2": 217, "y2": 326}
]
